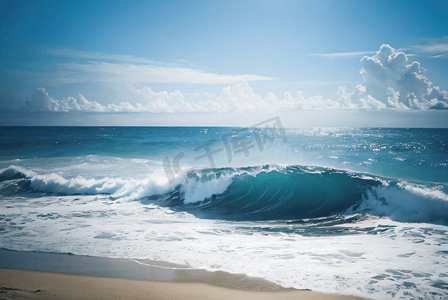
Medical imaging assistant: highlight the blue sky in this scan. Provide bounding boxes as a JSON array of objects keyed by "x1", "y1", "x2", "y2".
[{"x1": 1, "y1": 0, "x2": 447, "y2": 126}]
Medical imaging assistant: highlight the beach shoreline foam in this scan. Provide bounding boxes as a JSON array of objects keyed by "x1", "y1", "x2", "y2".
[{"x1": 0, "y1": 248, "x2": 366, "y2": 299}]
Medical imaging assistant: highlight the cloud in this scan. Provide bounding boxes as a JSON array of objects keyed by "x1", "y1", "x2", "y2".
[
  {"x1": 25, "y1": 88, "x2": 59, "y2": 111},
  {"x1": 26, "y1": 88, "x2": 106, "y2": 112},
  {"x1": 309, "y1": 51, "x2": 377, "y2": 58},
  {"x1": 47, "y1": 48, "x2": 156, "y2": 64},
  {"x1": 430, "y1": 101, "x2": 448, "y2": 110},
  {"x1": 337, "y1": 85, "x2": 387, "y2": 109},
  {"x1": 44, "y1": 48, "x2": 273, "y2": 85},
  {"x1": 411, "y1": 38, "x2": 448, "y2": 59},
  {"x1": 417, "y1": 43, "x2": 448, "y2": 54},
  {"x1": 14, "y1": 45, "x2": 448, "y2": 113},
  {"x1": 308, "y1": 44, "x2": 448, "y2": 109},
  {"x1": 356, "y1": 44, "x2": 448, "y2": 109},
  {"x1": 53, "y1": 61, "x2": 273, "y2": 85},
  {"x1": 301, "y1": 44, "x2": 447, "y2": 110},
  {"x1": 22, "y1": 82, "x2": 344, "y2": 113}
]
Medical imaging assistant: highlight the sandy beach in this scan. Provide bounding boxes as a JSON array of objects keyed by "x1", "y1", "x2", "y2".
[
  {"x1": 0, "y1": 268, "x2": 367, "y2": 300},
  {"x1": 0, "y1": 249, "x2": 366, "y2": 300}
]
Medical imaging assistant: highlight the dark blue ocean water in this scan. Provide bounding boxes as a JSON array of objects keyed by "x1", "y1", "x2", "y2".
[{"x1": 1, "y1": 126, "x2": 448, "y2": 299}]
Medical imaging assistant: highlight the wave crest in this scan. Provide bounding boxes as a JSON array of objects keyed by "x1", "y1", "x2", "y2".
[
  {"x1": 348, "y1": 183, "x2": 448, "y2": 225},
  {"x1": 2, "y1": 164, "x2": 448, "y2": 225}
]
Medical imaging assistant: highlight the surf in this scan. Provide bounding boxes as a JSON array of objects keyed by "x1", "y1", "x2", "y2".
[{"x1": 2, "y1": 164, "x2": 448, "y2": 225}]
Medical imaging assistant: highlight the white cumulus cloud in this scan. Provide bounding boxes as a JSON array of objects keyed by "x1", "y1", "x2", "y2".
[
  {"x1": 19, "y1": 45, "x2": 448, "y2": 113},
  {"x1": 26, "y1": 88, "x2": 106, "y2": 112},
  {"x1": 357, "y1": 44, "x2": 448, "y2": 109}
]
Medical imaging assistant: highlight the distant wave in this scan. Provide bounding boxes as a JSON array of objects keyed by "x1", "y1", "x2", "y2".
[
  {"x1": 1, "y1": 164, "x2": 448, "y2": 225},
  {"x1": 0, "y1": 165, "x2": 172, "y2": 198}
]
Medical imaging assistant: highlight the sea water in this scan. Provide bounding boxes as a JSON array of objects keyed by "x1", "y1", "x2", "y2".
[{"x1": 0, "y1": 126, "x2": 447, "y2": 299}]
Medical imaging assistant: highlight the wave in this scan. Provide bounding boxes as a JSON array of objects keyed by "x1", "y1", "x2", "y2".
[
  {"x1": 0, "y1": 165, "x2": 33, "y2": 181},
  {"x1": 1, "y1": 164, "x2": 448, "y2": 225},
  {"x1": 0, "y1": 165, "x2": 173, "y2": 197},
  {"x1": 155, "y1": 165, "x2": 382, "y2": 221},
  {"x1": 348, "y1": 183, "x2": 448, "y2": 225}
]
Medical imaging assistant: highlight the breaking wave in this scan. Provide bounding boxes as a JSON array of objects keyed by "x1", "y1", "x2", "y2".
[{"x1": 1, "y1": 164, "x2": 448, "y2": 224}]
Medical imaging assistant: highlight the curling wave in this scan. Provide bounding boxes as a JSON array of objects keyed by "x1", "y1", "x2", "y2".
[{"x1": 1, "y1": 164, "x2": 448, "y2": 225}]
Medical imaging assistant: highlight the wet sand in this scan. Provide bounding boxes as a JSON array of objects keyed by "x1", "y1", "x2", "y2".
[
  {"x1": 0, "y1": 249, "x2": 367, "y2": 299},
  {"x1": 0, "y1": 269, "x2": 368, "y2": 300}
]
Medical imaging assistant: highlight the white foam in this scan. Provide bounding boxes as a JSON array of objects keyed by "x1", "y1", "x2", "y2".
[
  {"x1": 0, "y1": 165, "x2": 36, "y2": 179},
  {"x1": 348, "y1": 183, "x2": 448, "y2": 225},
  {"x1": 2, "y1": 164, "x2": 234, "y2": 204},
  {"x1": 181, "y1": 174, "x2": 233, "y2": 204},
  {"x1": 1, "y1": 195, "x2": 446, "y2": 300},
  {"x1": 178, "y1": 164, "x2": 291, "y2": 203},
  {"x1": 401, "y1": 183, "x2": 448, "y2": 201}
]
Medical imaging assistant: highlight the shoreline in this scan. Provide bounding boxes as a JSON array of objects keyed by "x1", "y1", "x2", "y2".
[
  {"x1": 0, "y1": 268, "x2": 366, "y2": 300},
  {"x1": 0, "y1": 248, "x2": 367, "y2": 299}
]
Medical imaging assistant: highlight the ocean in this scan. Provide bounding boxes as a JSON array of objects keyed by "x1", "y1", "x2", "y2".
[{"x1": 1, "y1": 123, "x2": 448, "y2": 299}]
